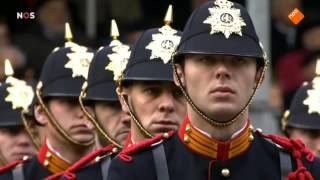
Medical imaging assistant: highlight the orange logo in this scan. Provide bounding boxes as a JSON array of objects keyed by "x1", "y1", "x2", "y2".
[{"x1": 288, "y1": 8, "x2": 304, "y2": 25}]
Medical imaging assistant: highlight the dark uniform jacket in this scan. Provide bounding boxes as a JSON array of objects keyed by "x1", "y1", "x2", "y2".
[
  {"x1": 107, "y1": 116, "x2": 320, "y2": 180},
  {"x1": 0, "y1": 142, "x2": 72, "y2": 180}
]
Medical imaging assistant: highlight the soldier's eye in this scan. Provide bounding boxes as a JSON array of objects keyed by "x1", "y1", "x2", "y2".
[
  {"x1": 230, "y1": 57, "x2": 248, "y2": 65},
  {"x1": 199, "y1": 56, "x2": 214, "y2": 64},
  {"x1": 144, "y1": 87, "x2": 161, "y2": 96},
  {"x1": 238, "y1": 58, "x2": 247, "y2": 63},
  {"x1": 173, "y1": 88, "x2": 183, "y2": 98},
  {"x1": 305, "y1": 130, "x2": 320, "y2": 139}
]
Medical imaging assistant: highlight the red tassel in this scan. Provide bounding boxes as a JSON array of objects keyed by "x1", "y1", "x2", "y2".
[
  {"x1": 45, "y1": 144, "x2": 116, "y2": 180},
  {"x1": 256, "y1": 131, "x2": 315, "y2": 180},
  {"x1": 0, "y1": 158, "x2": 28, "y2": 173},
  {"x1": 62, "y1": 171, "x2": 76, "y2": 180},
  {"x1": 45, "y1": 172, "x2": 64, "y2": 180},
  {"x1": 119, "y1": 131, "x2": 174, "y2": 162}
]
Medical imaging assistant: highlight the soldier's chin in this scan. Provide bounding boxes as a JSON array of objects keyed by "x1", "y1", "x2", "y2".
[
  {"x1": 71, "y1": 134, "x2": 95, "y2": 144},
  {"x1": 206, "y1": 110, "x2": 239, "y2": 123},
  {"x1": 115, "y1": 132, "x2": 129, "y2": 145}
]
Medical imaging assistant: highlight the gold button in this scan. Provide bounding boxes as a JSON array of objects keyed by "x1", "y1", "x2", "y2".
[
  {"x1": 249, "y1": 134, "x2": 254, "y2": 141},
  {"x1": 163, "y1": 132, "x2": 169, "y2": 139},
  {"x1": 249, "y1": 125, "x2": 254, "y2": 131},
  {"x1": 221, "y1": 168, "x2": 230, "y2": 177},
  {"x1": 95, "y1": 156, "x2": 101, "y2": 162},
  {"x1": 46, "y1": 152, "x2": 52, "y2": 158},
  {"x1": 44, "y1": 160, "x2": 49, "y2": 166},
  {"x1": 185, "y1": 125, "x2": 191, "y2": 133},
  {"x1": 183, "y1": 135, "x2": 190, "y2": 143},
  {"x1": 22, "y1": 155, "x2": 29, "y2": 161},
  {"x1": 112, "y1": 147, "x2": 118, "y2": 153}
]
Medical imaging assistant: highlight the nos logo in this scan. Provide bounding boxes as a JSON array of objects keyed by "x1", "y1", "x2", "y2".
[{"x1": 17, "y1": 12, "x2": 35, "y2": 19}]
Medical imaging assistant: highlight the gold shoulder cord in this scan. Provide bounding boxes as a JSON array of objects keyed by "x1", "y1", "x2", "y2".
[
  {"x1": 79, "y1": 82, "x2": 122, "y2": 148},
  {"x1": 21, "y1": 112, "x2": 41, "y2": 150},
  {"x1": 171, "y1": 45, "x2": 269, "y2": 127}
]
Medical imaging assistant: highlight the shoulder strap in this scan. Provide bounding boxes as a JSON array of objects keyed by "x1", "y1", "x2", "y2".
[
  {"x1": 101, "y1": 157, "x2": 111, "y2": 180},
  {"x1": 279, "y1": 149, "x2": 292, "y2": 180},
  {"x1": 152, "y1": 144, "x2": 169, "y2": 180},
  {"x1": 12, "y1": 164, "x2": 24, "y2": 180}
]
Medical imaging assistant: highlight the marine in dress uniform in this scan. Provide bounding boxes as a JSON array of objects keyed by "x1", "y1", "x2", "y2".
[
  {"x1": 107, "y1": 1, "x2": 320, "y2": 180},
  {"x1": 0, "y1": 60, "x2": 36, "y2": 179},
  {"x1": 47, "y1": 5, "x2": 186, "y2": 178},
  {"x1": 45, "y1": 20, "x2": 131, "y2": 180},
  {"x1": 0, "y1": 23, "x2": 97, "y2": 180},
  {"x1": 282, "y1": 59, "x2": 320, "y2": 156},
  {"x1": 116, "y1": 4, "x2": 185, "y2": 146}
]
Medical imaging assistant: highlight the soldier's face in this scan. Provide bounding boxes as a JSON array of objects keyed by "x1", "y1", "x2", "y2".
[
  {"x1": 179, "y1": 55, "x2": 260, "y2": 122},
  {"x1": 0, "y1": 127, "x2": 36, "y2": 162},
  {"x1": 46, "y1": 98, "x2": 95, "y2": 144},
  {"x1": 93, "y1": 101, "x2": 130, "y2": 146},
  {"x1": 123, "y1": 82, "x2": 186, "y2": 140}
]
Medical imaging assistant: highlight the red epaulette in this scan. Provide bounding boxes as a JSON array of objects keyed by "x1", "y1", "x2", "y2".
[
  {"x1": 256, "y1": 131, "x2": 315, "y2": 180},
  {"x1": 0, "y1": 157, "x2": 29, "y2": 174},
  {"x1": 118, "y1": 131, "x2": 174, "y2": 163},
  {"x1": 45, "y1": 144, "x2": 118, "y2": 180}
]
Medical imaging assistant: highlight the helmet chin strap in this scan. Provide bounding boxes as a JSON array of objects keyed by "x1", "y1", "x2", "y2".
[
  {"x1": 21, "y1": 112, "x2": 41, "y2": 150},
  {"x1": 120, "y1": 93, "x2": 154, "y2": 138},
  {"x1": 171, "y1": 55, "x2": 268, "y2": 127},
  {"x1": 36, "y1": 82, "x2": 95, "y2": 147},
  {"x1": 78, "y1": 85, "x2": 123, "y2": 149}
]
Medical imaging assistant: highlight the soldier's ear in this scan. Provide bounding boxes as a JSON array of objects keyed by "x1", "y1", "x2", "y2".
[
  {"x1": 173, "y1": 63, "x2": 185, "y2": 87},
  {"x1": 34, "y1": 104, "x2": 48, "y2": 126},
  {"x1": 118, "y1": 90, "x2": 129, "y2": 114}
]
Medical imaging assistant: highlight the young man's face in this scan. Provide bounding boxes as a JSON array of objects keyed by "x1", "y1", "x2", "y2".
[
  {"x1": 123, "y1": 81, "x2": 186, "y2": 136},
  {"x1": 0, "y1": 127, "x2": 36, "y2": 162},
  {"x1": 288, "y1": 128, "x2": 320, "y2": 157},
  {"x1": 93, "y1": 101, "x2": 130, "y2": 145},
  {"x1": 39, "y1": 97, "x2": 95, "y2": 145},
  {"x1": 179, "y1": 54, "x2": 260, "y2": 122}
]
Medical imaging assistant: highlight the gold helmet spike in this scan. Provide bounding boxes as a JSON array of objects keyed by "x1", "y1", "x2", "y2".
[
  {"x1": 109, "y1": 19, "x2": 122, "y2": 46},
  {"x1": 316, "y1": 58, "x2": 320, "y2": 76},
  {"x1": 110, "y1": 19, "x2": 120, "y2": 40},
  {"x1": 65, "y1": 22, "x2": 73, "y2": 42},
  {"x1": 4, "y1": 59, "x2": 14, "y2": 76},
  {"x1": 164, "y1": 4, "x2": 173, "y2": 26}
]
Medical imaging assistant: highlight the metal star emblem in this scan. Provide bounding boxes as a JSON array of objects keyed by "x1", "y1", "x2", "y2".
[
  {"x1": 106, "y1": 44, "x2": 131, "y2": 81},
  {"x1": 145, "y1": 25, "x2": 181, "y2": 64},
  {"x1": 303, "y1": 78, "x2": 320, "y2": 115},
  {"x1": 5, "y1": 76, "x2": 34, "y2": 112},
  {"x1": 65, "y1": 44, "x2": 94, "y2": 80},
  {"x1": 203, "y1": 0, "x2": 246, "y2": 39}
]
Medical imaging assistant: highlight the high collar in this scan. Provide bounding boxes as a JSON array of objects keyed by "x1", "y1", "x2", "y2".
[
  {"x1": 37, "y1": 140, "x2": 72, "y2": 173},
  {"x1": 178, "y1": 115, "x2": 253, "y2": 161}
]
